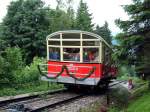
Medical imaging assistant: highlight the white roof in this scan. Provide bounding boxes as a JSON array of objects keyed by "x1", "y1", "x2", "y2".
[{"x1": 46, "y1": 30, "x2": 111, "y2": 48}]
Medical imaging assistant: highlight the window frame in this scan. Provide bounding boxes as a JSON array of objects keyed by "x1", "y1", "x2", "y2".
[{"x1": 47, "y1": 33, "x2": 103, "y2": 63}]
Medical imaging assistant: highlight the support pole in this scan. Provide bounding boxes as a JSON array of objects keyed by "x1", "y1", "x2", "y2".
[{"x1": 106, "y1": 83, "x2": 110, "y2": 106}]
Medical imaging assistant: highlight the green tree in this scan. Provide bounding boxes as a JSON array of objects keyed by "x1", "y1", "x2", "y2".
[
  {"x1": 1, "y1": 0, "x2": 49, "y2": 63},
  {"x1": 94, "y1": 22, "x2": 112, "y2": 44},
  {"x1": 48, "y1": 0, "x2": 75, "y2": 32},
  {"x1": 75, "y1": 0, "x2": 94, "y2": 31},
  {"x1": 66, "y1": 0, "x2": 75, "y2": 28},
  {"x1": 48, "y1": 8, "x2": 74, "y2": 32},
  {"x1": 0, "y1": 24, "x2": 5, "y2": 51},
  {"x1": 115, "y1": 0, "x2": 150, "y2": 75}
]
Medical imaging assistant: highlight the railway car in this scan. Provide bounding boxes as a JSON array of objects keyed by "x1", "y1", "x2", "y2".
[{"x1": 38, "y1": 30, "x2": 117, "y2": 88}]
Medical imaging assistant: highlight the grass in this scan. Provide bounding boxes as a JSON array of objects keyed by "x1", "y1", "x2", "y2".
[
  {"x1": 111, "y1": 90, "x2": 150, "y2": 112},
  {"x1": 127, "y1": 91, "x2": 150, "y2": 112},
  {"x1": 118, "y1": 76, "x2": 145, "y2": 84},
  {"x1": 0, "y1": 81, "x2": 64, "y2": 97},
  {"x1": 109, "y1": 85, "x2": 150, "y2": 112}
]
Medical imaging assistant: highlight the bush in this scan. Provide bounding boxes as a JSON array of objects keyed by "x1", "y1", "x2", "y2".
[
  {"x1": 15, "y1": 57, "x2": 45, "y2": 84},
  {"x1": 117, "y1": 65, "x2": 136, "y2": 78},
  {"x1": 0, "y1": 47, "x2": 24, "y2": 84},
  {"x1": 110, "y1": 85, "x2": 130, "y2": 108},
  {"x1": 0, "y1": 47, "x2": 45, "y2": 85}
]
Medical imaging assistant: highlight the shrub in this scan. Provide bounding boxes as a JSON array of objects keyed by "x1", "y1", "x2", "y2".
[
  {"x1": 0, "y1": 47, "x2": 24, "y2": 84},
  {"x1": 15, "y1": 57, "x2": 45, "y2": 84},
  {"x1": 110, "y1": 85, "x2": 130, "y2": 108},
  {"x1": 0, "y1": 46, "x2": 45, "y2": 85}
]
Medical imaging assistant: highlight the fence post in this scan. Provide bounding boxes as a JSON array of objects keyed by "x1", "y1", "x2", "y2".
[
  {"x1": 106, "y1": 83, "x2": 110, "y2": 106},
  {"x1": 47, "y1": 81, "x2": 50, "y2": 87}
]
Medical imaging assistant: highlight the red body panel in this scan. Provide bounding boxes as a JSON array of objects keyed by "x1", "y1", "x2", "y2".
[{"x1": 47, "y1": 61, "x2": 103, "y2": 78}]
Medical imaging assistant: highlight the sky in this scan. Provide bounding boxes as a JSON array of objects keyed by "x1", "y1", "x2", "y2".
[{"x1": 0, "y1": 0, "x2": 132, "y2": 36}]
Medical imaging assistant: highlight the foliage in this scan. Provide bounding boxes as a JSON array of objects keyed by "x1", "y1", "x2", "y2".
[
  {"x1": 94, "y1": 21, "x2": 112, "y2": 44},
  {"x1": 131, "y1": 82, "x2": 148, "y2": 98},
  {"x1": 75, "y1": 0, "x2": 94, "y2": 31},
  {"x1": 0, "y1": 0, "x2": 77, "y2": 64},
  {"x1": 116, "y1": 0, "x2": 150, "y2": 35},
  {"x1": 115, "y1": 0, "x2": 150, "y2": 74},
  {"x1": 1, "y1": 0, "x2": 49, "y2": 63},
  {"x1": 66, "y1": 0, "x2": 75, "y2": 28},
  {"x1": 48, "y1": 0, "x2": 75, "y2": 32},
  {"x1": 110, "y1": 85, "x2": 131, "y2": 108},
  {"x1": 0, "y1": 81, "x2": 63, "y2": 97},
  {"x1": 108, "y1": 106, "x2": 120, "y2": 112},
  {"x1": 0, "y1": 47, "x2": 23, "y2": 84},
  {"x1": 0, "y1": 39, "x2": 6, "y2": 51},
  {"x1": 0, "y1": 24, "x2": 6, "y2": 51},
  {"x1": 113, "y1": 33, "x2": 143, "y2": 65},
  {"x1": 116, "y1": 65, "x2": 136, "y2": 78},
  {"x1": 127, "y1": 90, "x2": 150, "y2": 112},
  {"x1": 48, "y1": 9, "x2": 75, "y2": 33},
  {"x1": 109, "y1": 88, "x2": 150, "y2": 112},
  {"x1": 0, "y1": 49, "x2": 64, "y2": 97},
  {"x1": 15, "y1": 57, "x2": 45, "y2": 84},
  {"x1": 0, "y1": 47, "x2": 45, "y2": 85}
]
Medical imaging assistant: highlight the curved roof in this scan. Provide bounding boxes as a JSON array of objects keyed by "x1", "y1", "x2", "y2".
[{"x1": 46, "y1": 30, "x2": 111, "y2": 48}]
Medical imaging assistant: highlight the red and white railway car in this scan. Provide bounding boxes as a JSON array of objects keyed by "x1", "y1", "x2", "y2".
[{"x1": 38, "y1": 30, "x2": 117, "y2": 86}]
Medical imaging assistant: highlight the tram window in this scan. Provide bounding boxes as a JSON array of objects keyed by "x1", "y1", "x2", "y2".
[
  {"x1": 63, "y1": 48, "x2": 80, "y2": 61},
  {"x1": 62, "y1": 33, "x2": 80, "y2": 39},
  {"x1": 83, "y1": 48, "x2": 99, "y2": 63},
  {"x1": 83, "y1": 34, "x2": 97, "y2": 39},
  {"x1": 48, "y1": 41, "x2": 60, "y2": 45},
  {"x1": 83, "y1": 41, "x2": 99, "y2": 46},
  {"x1": 62, "y1": 41, "x2": 80, "y2": 46},
  {"x1": 49, "y1": 47, "x2": 60, "y2": 61}
]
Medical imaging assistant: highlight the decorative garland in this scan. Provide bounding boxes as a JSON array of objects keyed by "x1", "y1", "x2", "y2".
[
  {"x1": 38, "y1": 64, "x2": 96, "y2": 81},
  {"x1": 63, "y1": 65, "x2": 96, "y2": 81},
  {"x1": 37, "y1": 64, "x2": 65, "y2": 79}
]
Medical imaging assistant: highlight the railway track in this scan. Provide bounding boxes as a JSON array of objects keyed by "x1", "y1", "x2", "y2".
[
  {"x1": 30, "y1": 93, "x2": 84, "y2": 112},
  {"x1": 0, "y1": 89, "x2": 84, "y2": 112},
  {"x1": 0, "y1": 89, "x2": 67, "y2": 107},
  {"x1": 0, "y1": 89, "x2": 69, "y2": 112},
  {"x1": 0, "y1": 80, "x2": 126, "y2": 112}
]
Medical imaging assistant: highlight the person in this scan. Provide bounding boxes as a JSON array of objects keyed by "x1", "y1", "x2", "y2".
[
  {"x1": 128, "y1": 79, "x2": 134, "y2": 89},
  {"x1": 49, "y1": 48, "x2": 53, "y2": 60},
  {"x1": 74, "y1": 53, "x2": 80, "y2": 61},
  {"x1": 94, "y1": 52, "x2": 99, "y2": 62},
  {"x1": 88, "y1": 51, "x2": 94, "y2": 62},
  {"x1": 83, "y1": 49, "x2": 89, "y2": 62},
  {"x1": 53, "y1": 50, "x2": 60, "y2": 60}
]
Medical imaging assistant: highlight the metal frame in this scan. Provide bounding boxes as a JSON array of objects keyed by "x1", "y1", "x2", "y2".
[{"x1": 46, "y1": 30, "x2": 112, "y2": 63}]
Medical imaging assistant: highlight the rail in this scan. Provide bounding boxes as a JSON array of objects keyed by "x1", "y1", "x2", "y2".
[
  {"x1": 0, "y1": 80, "x2": 126, "y2": 112},
  {"x1": 0, "y1": 89, "x2": 67, "y2": 109}
]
